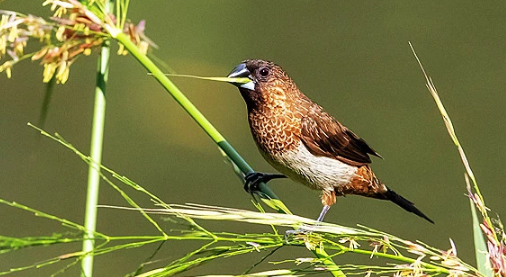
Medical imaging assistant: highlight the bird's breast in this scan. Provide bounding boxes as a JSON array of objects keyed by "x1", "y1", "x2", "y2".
[
  {"x1": 266, "y1": 141, "x2": 358, "y2": 191},
  {"x1": 248, "y1": 107, "x2": 359, "y2": 191},
  {"x1": 248, "y1": 109, "x2": 301, "y2": 155}
]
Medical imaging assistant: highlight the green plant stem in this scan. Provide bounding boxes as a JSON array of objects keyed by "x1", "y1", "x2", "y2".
[
  {"x1": 315, "y1": 247, "x2": 346, "y2": 277},
  {"x1": 350, "y1": 249, "x2": 448, "y2": 274},
  {"x1": 109, "y1": 30, "x2": 344, "y2": 277},
  {"x1": 81, "y1": 3, "x2": 112, "y2": 277},
  {"x1": 111, "y1": 32, "x2": 281, "y2": 202}
]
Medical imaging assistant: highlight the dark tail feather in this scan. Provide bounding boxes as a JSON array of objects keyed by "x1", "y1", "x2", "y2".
[{"x1": 384, "y1": 187, "x2": 434, "y2": 224}]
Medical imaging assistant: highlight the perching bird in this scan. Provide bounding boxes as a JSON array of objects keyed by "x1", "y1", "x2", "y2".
[{"x1": 227, "y1": 59, "x2": 433, "y2": 224}]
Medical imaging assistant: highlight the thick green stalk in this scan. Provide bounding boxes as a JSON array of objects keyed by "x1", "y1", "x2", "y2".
[
  {"x1": 109, "y1": 30, "x2": 344, "y2": 277},
  {"x1": 315, "y1": 247, "x2": 346, "y2": 277},
  {"x1": 110, "y1": 32, "x2": 281, "y2": 201},
  {"x1": 81, "y1": 3, "x2": 112, "y2": 277}
]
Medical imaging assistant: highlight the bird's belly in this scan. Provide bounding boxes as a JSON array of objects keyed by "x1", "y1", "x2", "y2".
[{"x1": 262, "y1": 141, "x2": 358, "y2": 191}]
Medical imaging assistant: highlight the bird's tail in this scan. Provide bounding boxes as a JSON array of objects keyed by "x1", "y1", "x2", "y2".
[{"x1": 383, "y1": 187, "x2": 434, "y2": 224}]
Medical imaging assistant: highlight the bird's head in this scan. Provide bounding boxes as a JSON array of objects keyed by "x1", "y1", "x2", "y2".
[{"x1": 227, "y1": 59, "x2": 297, "y2": 110}]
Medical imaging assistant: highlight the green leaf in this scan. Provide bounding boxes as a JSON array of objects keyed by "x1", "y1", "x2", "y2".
[{"x1": 470, "y1": 197, "x2": 493, "y2": 277}]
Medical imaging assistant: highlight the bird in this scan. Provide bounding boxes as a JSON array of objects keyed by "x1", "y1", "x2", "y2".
[{"x1": 226, "y1": 59, "x2": 433, "y2": 224}]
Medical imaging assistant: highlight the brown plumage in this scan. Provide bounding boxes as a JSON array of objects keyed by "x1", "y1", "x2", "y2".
[{"x1": 227, "y1": 59, "x2": 433, "y2": 223}]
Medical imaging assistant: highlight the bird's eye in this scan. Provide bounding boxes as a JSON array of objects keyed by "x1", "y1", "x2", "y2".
[{"x1": 259, "y1": 67, "x2": 269, "y2": 77}]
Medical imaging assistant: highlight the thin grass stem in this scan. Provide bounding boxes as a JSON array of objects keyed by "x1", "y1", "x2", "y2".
[
  {"x1": 410, "y1": 42, "x2": 496, "y2": 276},
  {"x1": 80, "y1": 2, "x2": 113, "y2": 276}
]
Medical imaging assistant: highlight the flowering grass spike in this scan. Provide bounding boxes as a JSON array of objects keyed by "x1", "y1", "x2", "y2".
[{"x1": 0, "y1": 0, "x2": 154, "y2": 84}]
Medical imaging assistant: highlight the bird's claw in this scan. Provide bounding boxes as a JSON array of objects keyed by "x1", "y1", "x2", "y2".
[
  {"x1": 244, "y1": 172, "x2": 286, "y2": 193},
  {"x1": 284, "y1": 226, "x2": 314, "y2": 243},
  {"x1": 285, "y1": 227, "x2": 311, "y2": 236}
]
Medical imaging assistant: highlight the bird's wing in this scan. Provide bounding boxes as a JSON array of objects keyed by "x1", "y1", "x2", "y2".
[{"x1": 299, "y1": 109, "x2": 381, "y2": 167}]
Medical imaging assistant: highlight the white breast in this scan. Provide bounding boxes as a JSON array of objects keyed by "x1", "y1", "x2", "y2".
[{"x1": 263, "y1": 141, "x2": 358, "y2": 191}]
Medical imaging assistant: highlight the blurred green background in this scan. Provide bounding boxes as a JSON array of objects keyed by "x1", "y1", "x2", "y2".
[{"x1": 1, "y1": 1, "x2": 505, "y2": 276}]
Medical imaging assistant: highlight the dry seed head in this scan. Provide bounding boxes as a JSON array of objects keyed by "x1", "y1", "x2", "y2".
[
  {"x1": 369, "y1": 239, "x2": 388, "y2": 258},
  {"x1": 294, "y1": 257, "x2": 317, "y2": 265},
  {"x1": 339, "y1": 237, "x2": 360, "y2": 250},
  {"x1": 43, "y1": 0, "x2": 73, "y2": 17},
  {"x1": 117, "y1": 43, "x2": 127, "y2": 55},
  {"x1": 0, "y1": 60, "x2": 13, "y2": 78},
  {"x1": 481, "y1": 221, "x2": 498, "y2": 245},
  {"x1": 13, "y1": 37, "x2": 27, "y2": 57},
  {"x1": 1, "y1": 14, "x2": 8, "y2": 27},
  {"x1": 56, "y1": 26, "x2": 66, "y2": 41},
  {"x1": 246, "y1": 241, "x2": 261, "y2": 252},
  {"x1": 449, "y1": 238, "x2": 458, "y2": 256},
  {"x1": 55, "y1": 61, "x2": 70, "y2": 84},
  {"x1": 429, "y1": 255, "x2": 441, "y2": 261},
  {"x1": 470, "y1": 192, "x2": 487, "y2": 214},
  {"x1": 0, "y1": 37, "x2": 6, "y2": 58},
  {"x1": 405, "y1": 241, "x2": 428, "y2": 257},
  {"x1": 32, "y1": 46, "x2": 49, "y2": 60},
  {"x1": 139, "y1": 41, "x2": 148, "y2": 55},
  {"x1": 487, "y1": 240, "x2": 506, "y2": 275},
  {"x1": 410, "y1": 256, "x2": 425, "y2": 276},
  {"x1": 1, "y1": 1, "x2": 155, "y2": 83},
  {"x1": 7, "y1": 25, "x2": 18, "y2": 42},
  {"x1": 43, "y1": 62, "x2": 57, "y2": 82}
]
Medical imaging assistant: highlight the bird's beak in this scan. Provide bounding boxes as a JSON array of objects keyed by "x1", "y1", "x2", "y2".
[{"x1": 227, "y1": 63, "x2": 255, "y2": 90}]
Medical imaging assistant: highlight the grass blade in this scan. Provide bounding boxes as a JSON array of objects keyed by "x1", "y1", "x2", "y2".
[{"x1": 467, "y1": 175, "x2": 493, "y2": 277}]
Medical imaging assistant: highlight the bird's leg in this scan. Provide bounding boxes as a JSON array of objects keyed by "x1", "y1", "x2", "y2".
[
  {"x1": 285, "y1": 205, "x2": 332, "y2": 240},
  {"x1": 316, "y1": 205, "x2": 331, "y2": 222},
  {"x1": 243, "y1": 172, "x2": 286, "y2": 193}
]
